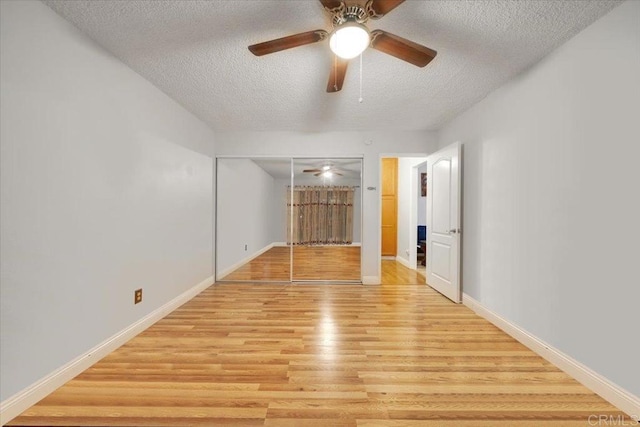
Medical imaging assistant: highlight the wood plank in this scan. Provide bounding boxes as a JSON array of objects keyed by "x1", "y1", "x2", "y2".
[
  {"x1": 8, "y1": 260, "x2": 628, "y2": 426},
  {"x1": 292, "y1": 245, "x2": 361, "y2": 281},
  {"x1": 220, "y1": 245, "x2": 361, "y2": 281}
]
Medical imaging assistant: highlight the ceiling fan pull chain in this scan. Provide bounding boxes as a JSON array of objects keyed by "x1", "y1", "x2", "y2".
[
  {"x1": 359, "y1": 53, "x2": 363, "y2": 103},
  {"x1": 334, "y1": 54, "x2": 338, "y2": 92}
]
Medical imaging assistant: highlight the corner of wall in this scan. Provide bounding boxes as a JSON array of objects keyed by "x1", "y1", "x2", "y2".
[
  {"x1": 463, "y1": 293, "x2": 640, "y2": 417},
  {"x1": 0, "y1": 275, "x2": 214, "y2": 425}
]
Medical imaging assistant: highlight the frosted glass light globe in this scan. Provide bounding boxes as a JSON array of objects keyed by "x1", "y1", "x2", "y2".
[{"x1": 329, "y1": 23, "x2": 370, "y2": 59}]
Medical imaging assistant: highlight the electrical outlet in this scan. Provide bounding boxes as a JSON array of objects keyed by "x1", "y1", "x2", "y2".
[
  {"x1": 134, "y1": 288, "x2": 142, "y2": 304},
  {"x1": 244, "y1": 244, "x2": 248, "y2": 251}
]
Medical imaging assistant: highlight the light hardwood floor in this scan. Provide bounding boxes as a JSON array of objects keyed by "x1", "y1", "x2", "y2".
[
  {"x1": 9, "y1": 261, "x2": 627, "y2": 426},
  {"x1": 220, "y1": 246, "x2": 361, "y2": 282}
]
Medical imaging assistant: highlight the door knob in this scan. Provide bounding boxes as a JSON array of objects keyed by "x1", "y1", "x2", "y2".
[{"x1": 449, "y1": 228, "x2": 460, "y2": 234}]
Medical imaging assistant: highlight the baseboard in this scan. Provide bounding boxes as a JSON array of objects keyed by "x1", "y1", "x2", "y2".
[
  {"x1": 395, "y1": 256, "x2": 411, "y2": 269},
  {"x1": 0, "y1": 275, "x2": 214, "y2": 425},
  {"x1": 362, "y1": 276, "x2": 380, "y2": 285},
  {"x1": 217, "y1": 242, "x2": 276, "y2": 279},
  {"x1": 463, "y1": 293, "x2": 640, "y2": 417}
]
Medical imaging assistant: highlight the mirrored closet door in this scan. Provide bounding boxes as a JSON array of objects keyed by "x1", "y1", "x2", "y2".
[
  {"x1": 216, "y1": 157, "x2": 362, "y2": 283},
  {"x1": 216, "y1": 157, "x2": 291, "y2": 282},
  {"x1": 291, "y1": 158, "x2": 362, "y2": 282}
]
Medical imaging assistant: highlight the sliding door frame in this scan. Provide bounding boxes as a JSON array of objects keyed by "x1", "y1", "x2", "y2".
[{"x1": 215, "y1": 155, "x2": 363, "y2": 284}]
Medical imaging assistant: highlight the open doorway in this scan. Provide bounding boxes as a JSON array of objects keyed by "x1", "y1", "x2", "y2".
[
  {"x1": 414, "y1": 160, "x2": 428, "y2": 276},
  {"x1": 401, "y1": 157, "x2": 428, "y2": 274},
  {"x1": 380, "y1": 156, "x2": 428, "y2": 276}
]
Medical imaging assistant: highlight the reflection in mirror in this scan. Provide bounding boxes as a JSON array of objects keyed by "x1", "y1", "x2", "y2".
[
  {"x1": 291, "y1": 158, "x2": 362, "y2": 282},
  {"x1": 216, "y1": 158, "x2": 291, "y2": 281}
]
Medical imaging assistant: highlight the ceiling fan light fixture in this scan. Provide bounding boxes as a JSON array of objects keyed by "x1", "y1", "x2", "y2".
[
  {"x1": 323, "y1": 171, "x2": 333, "y2": 178},
  {"x1": 329, "y1": 22, "x2": 370, "y2": 59}
]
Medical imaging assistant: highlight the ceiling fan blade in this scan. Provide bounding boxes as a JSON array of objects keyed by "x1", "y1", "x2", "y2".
[
  {"x1": 248, "y1": 30, "x2": 328, "y2": 56},
  {"x1": 366, "y1": 0, "x2": 405, "y2": 18},
  {"x1": 327, "y1": 56, "x2": 349, "y2": 93},
  {"x1": 303, "y1": 169, "x2": 322, "y2": 173},
  {"x1": 313, "y1": 170, "x2": 343, "y2": 176},
  {"x1": 370, "y1": 30, "x2": 437, "y2": 67},
  {"x1": 319, "y1": 0, "x2": 344, "y2": 13}
]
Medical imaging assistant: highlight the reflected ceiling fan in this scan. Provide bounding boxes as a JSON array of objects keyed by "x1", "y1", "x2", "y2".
[
  {"x1": 303, "y1": 165, "x2": 344, "y2": 177},
  {"x1": 248, "y1": 0, "x2": 437, "y2": 92}
]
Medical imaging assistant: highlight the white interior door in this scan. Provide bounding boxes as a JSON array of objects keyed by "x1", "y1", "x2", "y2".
[{"x1": 426, "y1": 142, "x2": 461, "y2": 303}]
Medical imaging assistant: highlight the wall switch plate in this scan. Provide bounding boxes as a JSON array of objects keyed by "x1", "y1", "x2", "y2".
[{"x1": 134, "y1": 288, "x2": 142, "y2": 304}]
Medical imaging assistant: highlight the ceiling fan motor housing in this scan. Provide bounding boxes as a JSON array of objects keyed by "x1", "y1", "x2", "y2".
[{"x1": 332, "y1": 5, "x2": 368, "y2": 27}]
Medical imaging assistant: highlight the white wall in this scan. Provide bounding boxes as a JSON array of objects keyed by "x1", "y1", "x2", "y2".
[
  {"x1": 438, "y1": 0, "x2": 640, "y2": 398},
  {"x1": 215, "y1": 131, "x2": 438, "y2": 282},
  {"x1": 216, "y1": 159, "x2": 278, "y2": 276},
  {"x1": 396, "y1": 157, "x2": 427, "y2": 266},
  {"x1": 0, "y1": 0, "x2": 215, "y2": 402},
  {"x1": 272, "y1": 178, "x2": 290, "y2": 242}
]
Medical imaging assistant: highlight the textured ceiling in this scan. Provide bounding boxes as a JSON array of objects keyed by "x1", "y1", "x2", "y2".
[{"x1": 43, "y1": 0, "x2": 621, "y2": 132}]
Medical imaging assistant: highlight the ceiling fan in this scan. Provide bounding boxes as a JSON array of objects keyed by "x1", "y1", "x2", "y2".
[
  {"x1": 303, "y1": 165, "x2": 344, "y2": 177},
  {"x1": 248, "y1": 0, "x2": 437, "y2": 93}
]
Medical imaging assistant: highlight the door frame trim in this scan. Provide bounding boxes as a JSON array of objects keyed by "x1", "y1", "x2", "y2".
[{"x1": 377, "y1": 153, "x2": 431, "y2": 282}]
